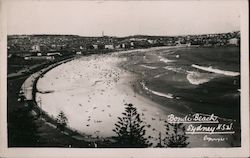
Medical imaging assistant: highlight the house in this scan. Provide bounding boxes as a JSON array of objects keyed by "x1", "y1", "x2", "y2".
[
  {"x1": 175, "y1": 41, "x2": 189, "y2": 47},
  {"x1": 93, "y1": 44, "x2": 98, "y2": 49},
  {"x1": 228, "y1": 38, "x2": 239, "y2": 46},
  {"x1": 115, "y1": 45, "x2": 121, "y2": 49},
  {"x1": 31, "y1": 45, "x2": 40, "y2": 52},
  {"x1": 105, "y1": 44, "x2": 114, "y2": 49},
  {"x1": 37, "y1": 53, "x2": 42, "y2": 56},
  {"x1": 147, "y1": 40, "x2": 156, "y2": 44},
  {"x1": 121, "y1": 43, "x2": 126, "y2": 48}
]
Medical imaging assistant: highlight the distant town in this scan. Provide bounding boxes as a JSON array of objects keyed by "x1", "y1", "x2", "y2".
[
  {"x1": 8, "y1": 31, "x2": 240, "y2": 54},
  {"x1": 7, "y1": 31, "x2": 240, "y2": 74}
]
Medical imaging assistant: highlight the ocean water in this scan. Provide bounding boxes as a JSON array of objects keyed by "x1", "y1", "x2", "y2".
[
  {"x1": 120, "y1": 47, "x2": 240, "y2": 121},
  {"x1": 36, "y1": 47, "x2": 241, "y2": 147}
]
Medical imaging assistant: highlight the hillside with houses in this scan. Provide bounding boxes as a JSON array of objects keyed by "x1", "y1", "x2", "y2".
[{"x1": 7, "y1": 31, "x2": 240, "y2": 61}]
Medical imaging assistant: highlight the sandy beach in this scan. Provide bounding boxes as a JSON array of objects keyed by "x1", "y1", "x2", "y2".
[
  {"x1": 36, "y1": 50, "x2": 176, "y2": 146},
  {"x1": 35, "y1": 47, "x2": 239, "y2": 147}
]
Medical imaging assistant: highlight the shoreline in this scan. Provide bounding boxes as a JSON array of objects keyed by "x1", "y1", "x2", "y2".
[
  {"x1": 35, "y1": 49, "x2": 181, "y2": 146},
  {"x1": 20, "y1": 56, "x2": 103, "y2": 143},
  {"x1": 116, "y1": 47, "x2": 240, "y2": 147},
  {"x1": 18, "y1": 47, "x2": 178, "y2": 147},
  {"x1": 21, "y1": 47, "x2": 239, "y2": 147},
  {"x1": 8, "y1": 56, "x2": 100, "y2": 147}
]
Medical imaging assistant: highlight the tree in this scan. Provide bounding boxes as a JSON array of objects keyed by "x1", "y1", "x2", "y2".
[
  {"x1": 112, "y1": 103, "x2": 151, "y2": 147},
  {"x1": 164, "y1": 123, "x2": 189, "y2": 147},
  {"x1": 56, "y1": 111, "x2": 68, "y2": 132}
]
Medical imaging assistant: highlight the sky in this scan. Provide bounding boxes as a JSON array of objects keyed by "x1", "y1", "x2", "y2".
[{"x1": 6, "y1": 0, "x2": 242, "y2": 37}]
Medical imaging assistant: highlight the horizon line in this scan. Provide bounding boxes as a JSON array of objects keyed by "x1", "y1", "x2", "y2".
[{"x1": 7, "y1": 30, "x2": 240, "y2": 38}]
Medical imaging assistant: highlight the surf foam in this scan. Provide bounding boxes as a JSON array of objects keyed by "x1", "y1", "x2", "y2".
[
  {"x1": 192, "y1": 64, "x2": 240, "y2": 77},
  {"x1": 164, "y1": 66, "x2": 185, "y2": 73},
  {"x1": 140, "y1": 64, "x2": 158, "y2": 69},
  {"x1": 140, "y1": 82, "x2": 174, "y2": 99},
  {"x1": 186, "y1": 71, "x2": 216, "y2": 85},
  {"x1": 159, "y1": 56, "x2": 175, "y2": 64}
]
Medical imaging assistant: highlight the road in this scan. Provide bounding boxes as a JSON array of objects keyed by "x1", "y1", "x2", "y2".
[{"x1": 7, "y1": 59, "x2": 92, "y2": 147}]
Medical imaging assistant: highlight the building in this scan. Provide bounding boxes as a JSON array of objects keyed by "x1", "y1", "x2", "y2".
[
  {"x1": 115, "y1": 45, "x2": 121, "y2": 49},
  {"x1": 121, "y1": 43, "x2": 126, "y2": 48},
  {"x1": 37, "y1": 53, "x2": 42, "y2": 56},
  {"x1": 31, "y1": 45, "x2": 40, "y2": 52},
  {"x1": 228, "y1": 38, "x2": 239, "y2": 46},
  {"x1": 93, "y1": 44, "x2": 98, "y2": 49},
  {"x1": 104, "y1": 44, "x2": 114, "y2": 49},
  {"x1": 147, "y1": 40, "x2": 156, "y2": 44},
  {"x1": 175, "y1": 41, "x2": 189, "y2": 47}
]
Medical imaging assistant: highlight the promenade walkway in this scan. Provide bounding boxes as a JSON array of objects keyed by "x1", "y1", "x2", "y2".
[{"x1": 20, "y1": 58, "x2": 74, "y2": 101}]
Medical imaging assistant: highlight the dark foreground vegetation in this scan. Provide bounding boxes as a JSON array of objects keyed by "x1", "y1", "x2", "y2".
[{"x1": 54, "y1": 103, "x2": 189, "y2": 148}]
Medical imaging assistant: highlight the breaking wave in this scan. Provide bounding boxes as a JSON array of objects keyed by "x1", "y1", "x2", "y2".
[
  {"x1": 159, "y1": 56, "x2": 175, "y2": 64},
  {"x1": 140, "y1": 64, "x2": 158, "y2": 69},
  {"x1": 192, "y1": 64, "x2": 240, "y2": 76},
  {"x1": 140, "y1": 81, "x2": 174, "y2": 99},
  {"x1": 186, "y1": 71, "x2": 216, "y2": 85},
  {"x1": 153, "y1": 73, "x2": 166, "y2": 78}
]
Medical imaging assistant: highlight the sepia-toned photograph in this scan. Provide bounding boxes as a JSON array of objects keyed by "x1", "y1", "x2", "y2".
[{"x1": 0, "y1": 0, "x2": 249, "y2": 157}]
